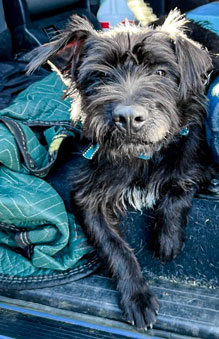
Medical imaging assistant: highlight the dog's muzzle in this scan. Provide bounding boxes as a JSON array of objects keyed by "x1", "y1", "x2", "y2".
[{"x1": 112, "y1": 105, "x2": 147, "y2": 133}]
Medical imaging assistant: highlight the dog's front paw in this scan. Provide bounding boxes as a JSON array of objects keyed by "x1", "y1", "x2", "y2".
[
  {"x1": 122, "y1": 287, "x2": 160, "y2": 330},
  {"x1": 153, "y1": 227, "x2": 185, "y2": 262}
]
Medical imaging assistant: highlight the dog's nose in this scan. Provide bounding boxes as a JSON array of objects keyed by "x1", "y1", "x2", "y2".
[{"x1": 112, "y1": 106, "x2": 146, "y2": 132}]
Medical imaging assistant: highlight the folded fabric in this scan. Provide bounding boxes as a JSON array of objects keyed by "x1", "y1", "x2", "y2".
[
  {"x1": 0, "y1": 72, "x2": 99, "y2": 289},
  {"x1": 187, "y1": 3, "x2": 219, "y2": 164},
  {"x1": 0, "y1": 61, "x2": 49, "y2": 110},
  {"x1": 206, "y1": 75, "x2": 219, "y2": 164},
  {"x1": 187, "y1": 2, "x2": 219, "y2": 34}
]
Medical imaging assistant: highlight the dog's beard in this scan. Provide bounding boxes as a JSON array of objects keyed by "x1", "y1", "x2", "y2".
[
  {"x1": 81, "y1": 104, "x2": 179, "y2": 160},
  {"x1": 82, "y1": 119, "x2": 171, "y2": 160}
]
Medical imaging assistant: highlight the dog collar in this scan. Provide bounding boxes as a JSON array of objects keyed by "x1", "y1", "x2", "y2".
[
  {"x1": 83, "y1": 127, "x2": 190, "y2": 160},
  {"x1": 83, "y1": 144, "x2": 100, "y2": 160},
  {"x1": 179, "y1": 127, "x2": 189, "y2": 136}
]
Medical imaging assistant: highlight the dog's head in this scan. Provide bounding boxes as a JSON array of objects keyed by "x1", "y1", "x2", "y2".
[{"x1": 28, "y1": 10, "x2": 212, "y2": 159}]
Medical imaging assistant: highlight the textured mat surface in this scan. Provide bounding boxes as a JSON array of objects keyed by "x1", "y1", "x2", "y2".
[{"x1": 1, "y1": 273, "x2": 218, "y2": 338}]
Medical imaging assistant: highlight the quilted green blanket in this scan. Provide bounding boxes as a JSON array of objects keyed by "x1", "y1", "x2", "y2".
[{"x1": 0, "y1": 73, "x2": 99, "y2": 289}]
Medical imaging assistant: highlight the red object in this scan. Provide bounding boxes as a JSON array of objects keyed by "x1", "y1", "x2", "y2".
[{"x1": 100, "y1": 22, "x2": 110, "y2": 29}]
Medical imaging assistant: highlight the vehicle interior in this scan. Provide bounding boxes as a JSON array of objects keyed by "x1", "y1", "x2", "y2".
[{"x1": 0, "y1": 1, "x2": 218, "y2": 338}]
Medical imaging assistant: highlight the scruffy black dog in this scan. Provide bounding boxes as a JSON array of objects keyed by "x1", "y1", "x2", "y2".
[{"x1": 28, "y1": 10, "x2": 216, "y2": 330}]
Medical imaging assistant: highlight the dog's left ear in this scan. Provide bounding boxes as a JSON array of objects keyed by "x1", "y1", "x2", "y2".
[
  {"x1": 27, "y1": 15, "x2": 96, "y2": 82},
  {"x1": 159, "y1": 9, "x2": 212, "y2": 101}
]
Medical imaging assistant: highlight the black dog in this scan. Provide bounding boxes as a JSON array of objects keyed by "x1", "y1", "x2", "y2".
[{"x1": 28, "y1": 10, "x2": 216, "y2": 330}]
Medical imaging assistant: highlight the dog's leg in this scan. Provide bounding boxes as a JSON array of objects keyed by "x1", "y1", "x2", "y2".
[
  {"x1": 152, "y1": 186, "x2": 195, "y2": 263},
  {"x1": 81, "y1": 209, "x2": 160, "y2": 329}
]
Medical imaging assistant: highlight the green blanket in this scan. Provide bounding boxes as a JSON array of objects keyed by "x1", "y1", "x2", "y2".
[{"x1": 0, "y1": 73, "x2": 98, "y2": 289}]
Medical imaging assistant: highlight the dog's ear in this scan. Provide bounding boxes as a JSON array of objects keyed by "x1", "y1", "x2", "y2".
[
  {"x1": 174, "y1": 36, "x2": 212, "y2": 101},
  {"x1": 27, "y1": 15, "x2": 96, "y2": 80},
  {"x1": 159, "y1": 9, "x2": 212, "y2": 101}
]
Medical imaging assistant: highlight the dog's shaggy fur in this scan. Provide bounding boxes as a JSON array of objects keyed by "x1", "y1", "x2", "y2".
[{"x1": 28, "y1": 10, "x2": 217, "y2": 329}]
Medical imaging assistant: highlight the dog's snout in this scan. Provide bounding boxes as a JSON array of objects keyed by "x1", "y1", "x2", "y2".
[{"x1": 112, "y1": 106, "x2": 147, "y2": 132}]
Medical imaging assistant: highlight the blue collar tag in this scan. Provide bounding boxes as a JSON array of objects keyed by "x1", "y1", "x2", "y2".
[
  {"x1": 83, "y1": 144, "x2": 100, "y2": 160},
  {"x1": 138, "y1": 153, "x2": 153, "y2": 160},
  {"x1": 180, "y1": 127, "x2": 189, "y2": 136}
]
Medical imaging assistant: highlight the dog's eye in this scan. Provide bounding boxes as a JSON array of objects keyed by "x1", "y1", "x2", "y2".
[
  {"x1": 97, "y1": 71, "x2": 109, "y2": 82},
  {"x1": 90, "y1": 71, "x2": 108, "y2": 78},
  {"x1": 97, "y1": 71, "x2": 108, "y2": 78},
  {"x1": 155, "y1": 69, "x2": 166, "y2": 76}
]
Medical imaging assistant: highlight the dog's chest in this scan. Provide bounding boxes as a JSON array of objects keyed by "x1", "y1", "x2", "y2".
[
  {"x1": 121, "y1": 185, "x2": 157, "y2": 211},
  {"x1": 90, "y1": 155, "x2": 160, "y2": 212}
]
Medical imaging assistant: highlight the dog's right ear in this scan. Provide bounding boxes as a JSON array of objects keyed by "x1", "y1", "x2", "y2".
[{"x1": 27, "y1": 15, "x2": 96, "y2": 80}]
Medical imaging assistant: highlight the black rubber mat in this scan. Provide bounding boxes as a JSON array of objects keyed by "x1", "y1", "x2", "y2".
[
  {"x1": 1, "y1": 272, "x2": 218, "y2": 338},
  {"x1": 123, "y1": 197, "x2": 219, "y2": 288}
]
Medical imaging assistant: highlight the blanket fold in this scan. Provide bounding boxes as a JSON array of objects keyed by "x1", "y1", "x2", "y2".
[{"x1": 0, "y1": 73, "x2": 99, "y2": 288}]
